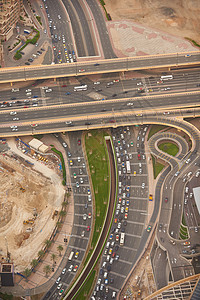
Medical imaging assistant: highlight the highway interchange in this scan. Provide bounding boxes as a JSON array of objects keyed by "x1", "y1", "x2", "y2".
[{"x1": 1, "y1": 0, "x2": 200, "y2": 299}]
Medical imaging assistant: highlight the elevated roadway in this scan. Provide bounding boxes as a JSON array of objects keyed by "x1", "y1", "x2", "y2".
[{"x1": 0, "y1": 52, "x2": 199, "y2": 83}]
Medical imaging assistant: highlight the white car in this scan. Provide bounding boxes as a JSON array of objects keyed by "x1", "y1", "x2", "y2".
[
  {"x1": 68, "y1": 265, "x2": 73, "y2": 272},
  {"x1": 26, "y1": 89, "x2": 31, "y2": 92},
  {"x1": 13, "y1": 117, "x2": 19, "y2": 121},
  {"x1": 83, "y1": 214, "x2": 87, "y2": 220},
  {"x1": 10, "y1": 111, "x2": 17, "y2": 115},
  {"x1": 46, "y1": 89, "x2": 52, "y2": 93},
  {"x1": 57, "y1": 283, "x2": 62, "y2": 290},
  {"x1": 94, "y1": 81, "x2": 100, "y2": 85},
  {"x1": 10, "y1": 125, "x2": 17, "y2": 129},
  {"x1": 42, "y1": 86, "x2": 48, "y2": 89},
  {"x1": 62, "y1": 142, "x2": 67, "y2": 148},
  {"x1": 56, "y1": 277, "x2": 61, "y2": 284},
  {"x1": 62, "y1": 268, "x2": 66, "y2": 275}
]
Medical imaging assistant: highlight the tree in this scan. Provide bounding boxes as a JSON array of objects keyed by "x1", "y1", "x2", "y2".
[
  {"x1": 43, "y1": 265, "x2": 51, "y2": 277},
  {"x1": 51, "y1": 253, "x2": 57, "y2": 266},
  {"x1": 24, "y1": 268, "x2": 31, "y2": 281},
  {"x1": 44, "y1": 239, "x2": 52, "y2": 251},
  {"x1": 31, "y1": 259, "x2": 38, "y2": 271},
  {"x1": 62, "y1": 201, "x2": 68, "y2": 208},
  {"x1": 59, "y1": 210, "x2": 66, "y2": 217},
  {"x1": 38, "y1": 250, "x2": 45, "y2": 259},
  {"x1": 57, "y1": 245, "x2": 63, "y2": 256},
  {"x1": 56, "y1": 221, "x2": 62, "y2": 229}
]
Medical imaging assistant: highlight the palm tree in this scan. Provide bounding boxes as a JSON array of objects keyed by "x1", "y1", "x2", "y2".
[
  {"x1": 31, "y1": 259, "x2": 38, "y2": 271},
  {"x1": 38, "y1": 250, "x2": 45, "y2": 260},
  {"x1": 24, "y1": 268, "x2": 31, "y2": 281},
  {"x1": 44, "y1": 239, "x2": 52, "y2": 251},
  {"x1": 62, "y1": 201, "x2": 68, "y2": 208},
  {"x1": 59, "y1": 210, "x2": 66, "y2": 217},
  {"x1": 51, "y1": 253, "x2": 57, "y2": 266},
  {"x1": 56, "y1": 221, "x2": 62, "y2": 229},
  {"x1": 57, "y1": 245, "x2": 63, "y2": 256},
  {"x1": 43, "y1": 265, "x2": 51, "y2": 277}
]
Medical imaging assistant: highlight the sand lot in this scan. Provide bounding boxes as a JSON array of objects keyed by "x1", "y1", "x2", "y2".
[{"x1": 0, "y1": 146, "x2": 64, "y2": 272}]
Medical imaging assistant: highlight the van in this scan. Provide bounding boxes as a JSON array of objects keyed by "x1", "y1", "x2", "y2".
[{"x1": 12, "y1": 88, "x2": 19, "y2": 92}]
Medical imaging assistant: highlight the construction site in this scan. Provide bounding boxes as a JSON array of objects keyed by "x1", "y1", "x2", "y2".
[{"x1": 0, "y1": 138, "x2": 65, "y2": 273}]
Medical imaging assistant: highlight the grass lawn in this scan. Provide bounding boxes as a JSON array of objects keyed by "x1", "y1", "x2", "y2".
[
  {"x1": 84, "y1": 129, "x2": 110, "y2": 257},
  {"x1": 75, "y1": 270, "x2": 96, "y2": 300},
  {"x1": 151, "y1": 155, "x2": 165, "y2": 179},
  {"x1": 148, "y1": 125, "x2": 168, "y2": 140},
  {"x1": 158, "y1": 142, "x2": 179, "y2": 156}
]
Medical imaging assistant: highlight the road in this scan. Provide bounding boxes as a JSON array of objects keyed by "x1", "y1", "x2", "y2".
[{"x1": 0, "y1": 52, "x2": 199, "y2": 83}]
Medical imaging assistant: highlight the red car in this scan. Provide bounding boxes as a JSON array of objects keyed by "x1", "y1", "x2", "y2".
[
  {"x1": 24, "y1": 106, "x2": 28, "y2": 108},
  {"x1": 137, "y1": 154, "x2": 141, "y2": 160},
  {"x1": 87, "y1": 226, "x2": 90, "y2": 232},
  {"x1": 118, "y1": 197, "x2": 122, "y2": 203},
  {"x1": 116, "y1": 234, "x2": 119, "y2": 242},
  {"x1": 61, "y1": 85, "x2": 67, "y2": 87},
  {"x1": 114, "y1": 218, "x2": 118, "y2": 223},
  {"x1": 78, "y1": 139, "x2": 81, "y2": 145}
]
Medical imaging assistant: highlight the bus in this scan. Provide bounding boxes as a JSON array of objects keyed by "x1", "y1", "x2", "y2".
[
  {"x1": 74, "y1": 85, "x2": 88, "y2": 92},
  {"x1": 120, "y1": 233, "x2": 125, "y2": 246},
  {"x1": 126, "y1": 161, "x2": 131, "y2": 174},
  {"x1": 160, "y1": 75, "x2": 173, "y2": 80},
  {"x1": 24, "y1": 29, "x2": 31, "y2": 34},
  {"x1": 68, "y1": 251, "x2": 74, "y2": 261}
]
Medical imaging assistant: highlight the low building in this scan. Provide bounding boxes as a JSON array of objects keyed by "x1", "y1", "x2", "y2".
[{"x1": 28, "y1": 138, "x2": 49, "y2": 153}]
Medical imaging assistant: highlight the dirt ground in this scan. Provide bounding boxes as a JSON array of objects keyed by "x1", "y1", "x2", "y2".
[
  {"x1": 105, "y1": 0, "x2": 200, "y2": 43},
  {"x1": 0, "y1": 141, "x2": 64, "y2": 273}
]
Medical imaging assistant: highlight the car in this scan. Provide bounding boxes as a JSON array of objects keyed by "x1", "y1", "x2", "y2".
[
  {"x1": 185, "y1": 54, "x2": 191, "y2": 57},
  {"x1": 75, "y1": 252, "x2": 79, "y2": 259},
  {"x1": 73, "y1": 173, "x2": 77, "y2": 179},
  {"x1": 137, "y1": 82, "x2": 142, "y2": 85},
  {"x1": 68, "y1": 264, "x2": 73, "y2": 272},
  {"x1": 112, "y1": 291, "x2": 116, "y2": 298},
  {"x1": 83, "y1": 214, "x2": 87, "y2": 220},
  {"x1": 94, "y1": 81, "x2": 100, "y2": 84},
  {"x1": 25, "y1": 62, "x2": 30, "y2": 65},
  {"x1": 116, "y1": 235, "x2": 119, "y2": 242},
  {"x1": 62, "y1": 268, "x2": 66, "y2": 274},
  {"x1": 73, "y1": 265, "x2": 78, "y2": 272},
  {"x1": 56, "y1": 277, "x2": 61, "y2": 284},
  {"x1": 81, "y1": 231, "x2": 85, "y2": 237},
  {"x1": 80, "y1": 177, "x2": 83, "y2": 184},
  {"x1": 85, "y1": 122, "x2": 91, "y2": 125},
  {"x1": 147, "y1": 225, "x2": 152, "y2": 232},
  {"x1": 10, "y1": 125, "x2": 17, "y2": 129},
  {"x1": 65, "y1": 92, "x2": 71, "y2": 95},
  {"x1": 136, "y1": 113, "x2": 143, "y2": 117},
  {"x1": 88, "y1": 212, "x2": 92, "y2": 218},
  {"x1": 46, "y1": 89, "x2": 52, "y2": 93},
  {"x1": 62, "y1": 142, "x2": 67, "y2": 148},
  {"x1": 109, "y1": 233, "x2": 113, "y2": 240},
  {"x1": 79, "y1": 69, "x2": 85, "y2": 72},
  {"x1": 94, "y1": 63, "x2": 100, "y2": 66},
  {"x1": 78, "y1": 139, "x2": 81, "y2": 145},
  {"x1": 175, "y1": 171, "x2": 180, "y2": 177},
  {"x1": 87, "y1": 226, "x2": 90, "y2": 231},
  {"x1": 57, "y1": 283, "x2": 62, "y2": 290},
  {"x1": 87, "y1": 188, "x2": 91, "y2": 195},
  {"x1": 12, "y1": 128, "x2": 18, "y2": 131},
  {"x1": 10, "y1": 111, "x2": 17, "y2": 115},
  {"x1": 59, "y1": 289, "x2": 64, "y2": 296},
  {"x1": 164, "y1": 197, "x2": 168, "y2": 203},
  {"x1": 28, "y1": 58, "x2": 33, "y2": 62},
  {"x1": 183, "y1": 241, "x2": 190, "y2": 245},
  {"x1": 76, "y1": 182, "x2": 79, "y2": 188},
  {"x1": 13, "y1": 117, "x2": 19, "y2": 121},
  {"x1": 88, "y1": 194, "x2": 92, "y2": 202}
]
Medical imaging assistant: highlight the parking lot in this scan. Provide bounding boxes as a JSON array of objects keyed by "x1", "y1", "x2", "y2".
[{"x1": 93, "y1": 125, "x2": 150, "y2": 299}]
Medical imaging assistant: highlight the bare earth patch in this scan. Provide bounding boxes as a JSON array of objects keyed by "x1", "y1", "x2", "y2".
[{"x1": 0, "y1": 151, "x2": 63, "y2": 272}]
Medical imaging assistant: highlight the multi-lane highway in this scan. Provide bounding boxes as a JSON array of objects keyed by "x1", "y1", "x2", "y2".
[{"x1": 0, "y1": 52, "x2": 199, "y2": 83}]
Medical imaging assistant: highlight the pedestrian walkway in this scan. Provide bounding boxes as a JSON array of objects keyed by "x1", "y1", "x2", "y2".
[{"x1": 107, "y1": 20, "x2": 197, "y2": 58}]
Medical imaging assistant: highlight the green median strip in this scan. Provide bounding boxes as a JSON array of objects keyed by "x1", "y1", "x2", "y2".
[{"x1": 71, "y1": 132, "x2": 118, "y2": 299}]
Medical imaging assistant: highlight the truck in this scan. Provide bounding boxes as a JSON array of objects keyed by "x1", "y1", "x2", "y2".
[{"x1": 149, "y1": 194, "x2": 153, "y2": 201}]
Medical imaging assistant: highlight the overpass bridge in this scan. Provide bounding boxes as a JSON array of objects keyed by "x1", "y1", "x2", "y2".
[{"x1": 0, "y1": 52, "x2": 200, "y2": 84}]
